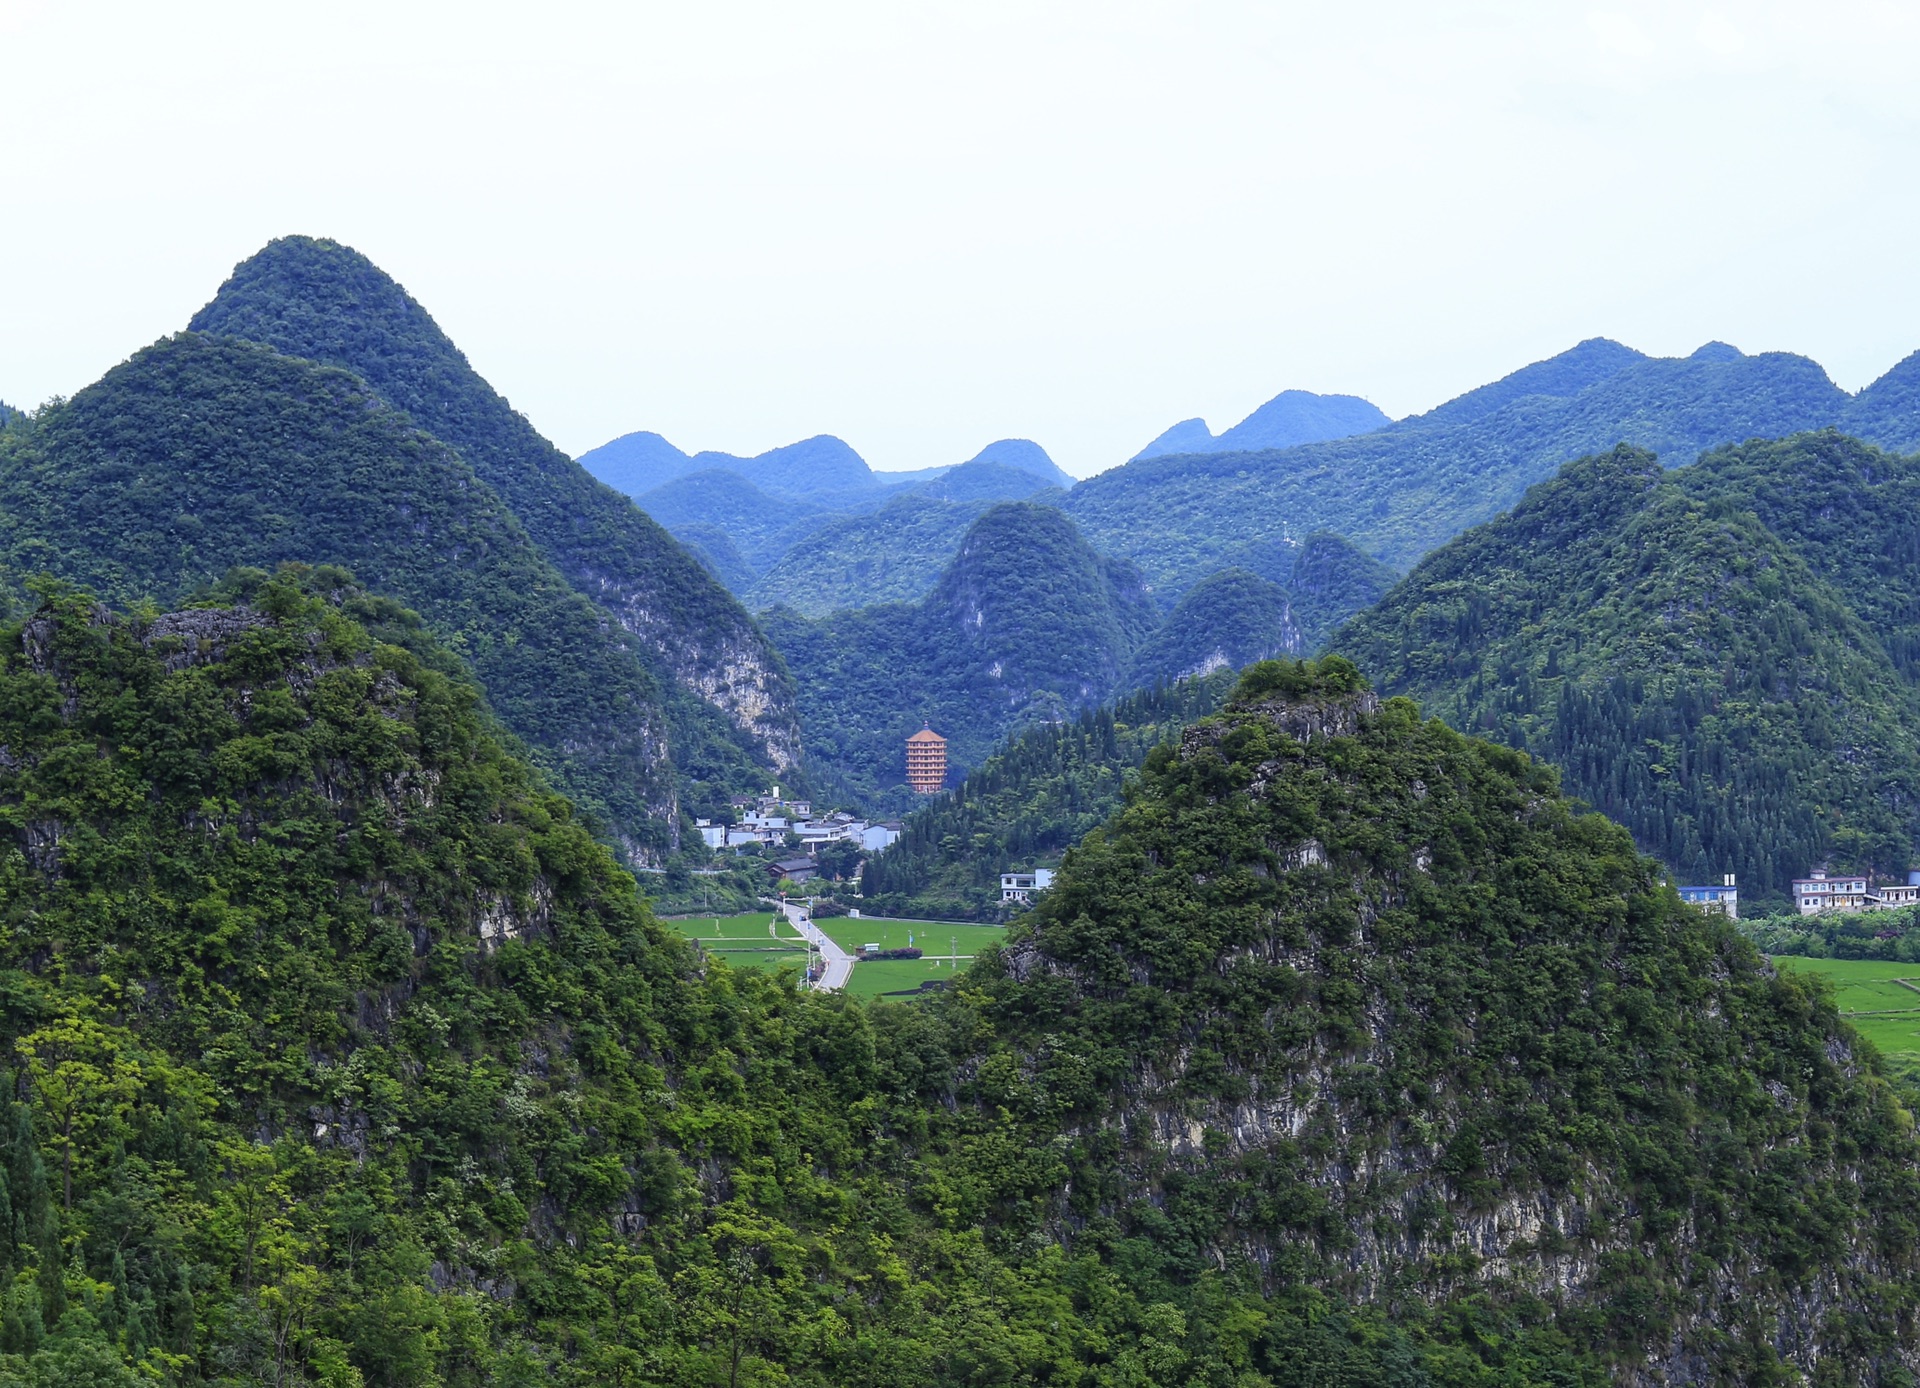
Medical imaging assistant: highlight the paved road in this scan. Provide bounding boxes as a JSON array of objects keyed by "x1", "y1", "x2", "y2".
[{"x1": 771, "y1": 898, "x2": 856, "y2": 991}]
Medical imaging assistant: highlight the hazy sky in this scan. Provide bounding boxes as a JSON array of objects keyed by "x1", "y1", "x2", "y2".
[{"x1": 3, "y1": 1, "x2": 1918, "y2": 478}]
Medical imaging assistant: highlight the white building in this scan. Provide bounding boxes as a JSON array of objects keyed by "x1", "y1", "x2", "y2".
[
  {"x1": 1793, "y1": 870, "x2": 1871, "y2": 915},
  {"x1": 1001, "y1": 868, "x2": 1055, "y2": 904},
  {"x1": 861, "y1": 821, "x2": 903, "y2": 852}
]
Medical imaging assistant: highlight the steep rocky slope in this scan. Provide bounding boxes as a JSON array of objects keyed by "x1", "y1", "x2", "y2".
[{"x1": 187, "y1": 235, "x2": 803, "y2": 787}]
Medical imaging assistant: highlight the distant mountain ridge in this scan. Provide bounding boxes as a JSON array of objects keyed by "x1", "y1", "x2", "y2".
[
  {"x1": 580, "y1": 429, "x2": 1069, "y2": 503},
  {"x1": 1067, "y1": 338, "x2": 1920, "y2": 584},
  {"x1": 1132, "y1": 387, "x2": 1393, "y2": 459}
]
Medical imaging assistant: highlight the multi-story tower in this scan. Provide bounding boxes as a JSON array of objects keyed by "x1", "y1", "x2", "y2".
[{"x1": 905, "y1": 726, "x2": 948, "y2": 794}]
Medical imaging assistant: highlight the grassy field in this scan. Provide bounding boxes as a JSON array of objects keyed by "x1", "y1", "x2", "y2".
[
  {"x1": 842, "y1": 958, "x2": 970, "y2": 999},
  {"x1": 1770, "y1": 956, "x2": 1920, "y2": 1076},
  {"x1": 659, "y1": 910, "x2": 1005, "y2": 997},
  {"x1": 660, "y1": 912, "x2": 810, "y2": 973},
  {"x1": 817, "y1": 916, "x2": 1007, "y2": 962}
]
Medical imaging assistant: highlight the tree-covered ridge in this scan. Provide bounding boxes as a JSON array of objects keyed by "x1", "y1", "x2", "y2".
[
  {"x1": 766, "y1": 503, "x2": 1161, "y2": 803},
  {"x1": 0, "y1": 333, "x2": 681, "y2": 861},
  {"x1": 743, "y1": 492, "x2": 1002, "y2": 616},
  {"x1": 185, "y1": 235, "x2": 803, "y2": 795},
  {"x1": 1065, "y1": 341, "x2": 1887, "y2": 582},
  {"x1": 1333, "y1": 436, "x2": 1920, "y2": 903},
  {"x1": 1127, "y1": 568, "x2": 1296, "y2": 687},
  {"x1": 860, "y1": 672, "x2": 1235, "y2": 918},
  {"x1": 0, "y1": 581, "x2": 1637, "y2": 1386},
  {"x1": 1333, "y1": 442, "x2": 1920, "y2": 904},
  {"x1": 963, "y1": 657, "x2": 1920, "y2": 1383}
]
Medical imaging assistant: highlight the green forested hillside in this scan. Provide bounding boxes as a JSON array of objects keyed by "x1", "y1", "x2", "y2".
[
  {"x1": 766, "y1": 503, "x2": 1158, "y2": 802},
  {"x1": 0, "y1": 592, "x2": 1907, "y2": 1384},
  {"x1": 634, "y1": 470, "x2": 823, "y2": 564},
  {"x1": 1333, "y1": 440, "x2": 1920, "y2": 903},
  {"x1": 744, "y1": 493, "x2": 999, "y2": 616},
  {"x1": 1066, "y1": 341, "x2": 1871, "y2": 582},
  {"x1": 1126, "y1": 569, "x2": 1296, "y2": 686},
  {"x1": 186, "y1": 236, "x2": 803, "y2": 796},
  {"x1": 861, "y1": 672, "x2": 1234, "y2": 918},
  {"x1": 1281, "y1": 530, "x2": 1398, "y2": 650},
  {"x1": 0, "y1": 335, "x2": 682, "y2": 860},
  {"x1": 958, "y1": 657, "x2": 1920, "y2": 1383}
]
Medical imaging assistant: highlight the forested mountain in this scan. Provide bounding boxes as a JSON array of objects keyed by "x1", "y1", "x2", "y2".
[
  {"x1": 1068, "y1": 338, "x2": 1909, "y2": 585},
  {"x1": 764, "y1": 503, "x2": 1158, "y2": 802},
  {"x1": 634, "y1": 469, "x2": 822, "y2": 560},
  {"x1": 0, "y1": 334, "x2": 686, "y2": 860},
  {"x1": 1127, "y1": 569, "x2": 1297, "y2": 684},
  {"x1": 1334, "y1": 437, "x2": 1920, "y2": 904},
  {"x1": 8, "y1": 592, "x2": 1908, "y2": 1384},
  {"x1": 186, "y1": 236, "x2": 803, "y2": 799},
  {"x1": 1841, "y1": 348, "x2": 1920, "y2": 453},
  {"x1": 961, "y1": 436, "x2": 1074, "y2": 485},
  {"x1": 1132, "y1": 387, "x2": 1391, "y2": 460},
  {"x1": 963, "y1": 657, "x2": 1920, "y2": 1384},
  {"x1": 744, "y1": 493, "x2": 1002, "y2": 616},
  {"x1": 861, "y1": 672, "x2": 1235, "y2": 917}
]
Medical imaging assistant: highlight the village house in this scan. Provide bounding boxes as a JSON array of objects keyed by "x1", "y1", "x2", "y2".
[
  {"x1": 1791, "y1": 868, "x2": 1920, "y2": 915},
  {"x1": 1678, "y1": 875, "x2": 1739, "y2": 920},
  {"x1": 1001, "y1": 868, "x2": 1055, "y2": 904}
]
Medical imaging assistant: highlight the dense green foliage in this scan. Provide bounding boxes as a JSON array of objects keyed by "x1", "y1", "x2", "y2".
[
  {"x1": 1065, "y1": 339, "x2": 1907, "y2": 583},
  {"x1": 766, "y1": 503, "x2": 1159, "y2": 804},
  {"x1": 745, "y1": 494, "x2": 1002, "y2": 616},
  {"x1": 634, "y1": 471, "x2": 824, "y2": 567},
  {"x1": 186, "y1": 235, "x2": 802, "y2": 810},
  {"x1": 1333, "y1": 441, "x2": 1920, "y2": 904},
  {"x1": 861, "y1": 673, "x2": 1235, "y2": 918},
  {"x1": 0, "y1": 582, "x2": 1661, "y2": 1386},
  {"x1": 958, "y1": 657, "x2": 1920, "y2": 1382},
  {"x1": 1740, "y1": 905, "x2": 1920, "y2": 964},
  {"x1": 1285, "y1": 532, "x2": 1398, "y2": 651},
  {"x1": 0, "y1": 335, "x2": 680, "y2": 860},
  {"x1": 1127, "y1": 570, "x2": 1296, "y2": 686}
]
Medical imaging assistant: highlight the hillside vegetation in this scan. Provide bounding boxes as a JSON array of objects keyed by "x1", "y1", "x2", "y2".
[
  {"x1": 952, "y1": 657, "x2": 1920, "y2": 1383},
  {"x1": 861, "y1": 672, "x2": 1235, "y2": 918},
  {"x1": 765, "y1": 503, "x2": 1159, "y2": 803},
  {"x1": 1067, "y1": 339, "x2": 1915, "y2": 584},
  {"x1": 1334, "y1": 437, "x2": 1920, "y2": 903},
  {"x1": 0, "y1": 335, "x2": 682, "y2": 861},
  {"x1": 186, "y1": 235, "x2": 803, "y2": 806},
  {"x1": 2, "y1": 597, "x2": 1907, "y2": 1384}
]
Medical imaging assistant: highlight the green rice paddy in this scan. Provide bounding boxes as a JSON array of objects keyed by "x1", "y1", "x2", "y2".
[
  {"x1": 1770, "y1": 956, "x2": 1920, "y2": 1077},
  {"x1": 660, "y1": 912, "x2": 808, "y2": 973},
  {"x1": 659, "y1": 910, "x2": 1009, "y2": 999}
]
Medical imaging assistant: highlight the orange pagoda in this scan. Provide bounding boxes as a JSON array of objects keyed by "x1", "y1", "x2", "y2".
[{"x1": 905, "y1": 725, "x2": 948, "y2": 794}]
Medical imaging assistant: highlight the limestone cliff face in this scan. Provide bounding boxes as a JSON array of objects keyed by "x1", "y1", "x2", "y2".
[{"x1": 986, "y1": 662, "x2": 1920, "y2": 1386}]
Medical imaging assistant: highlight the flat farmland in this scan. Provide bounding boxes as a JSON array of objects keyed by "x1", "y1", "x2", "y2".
[
  {"x1": 1770, "y1": 956, "x2": 1920, "y2": 1076},
  {"x1": 661, "y1": 912, "x2": 808, "y2": 973}
]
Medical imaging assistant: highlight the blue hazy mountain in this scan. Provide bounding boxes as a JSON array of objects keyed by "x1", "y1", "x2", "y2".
[
  {"x1": 965, "y1": 437, "x2": 1074, "y2": 486},
  {"x1": 1133, "y1": 388, "x2": 1392, "y2": 460},
  {"x1": 1072, "y1": 340, "x2": 1891, "y2": 581}
]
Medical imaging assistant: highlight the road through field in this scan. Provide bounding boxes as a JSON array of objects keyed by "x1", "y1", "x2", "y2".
[{"x1": 772, "y1": 897, "x2": 856, "y2": 991}]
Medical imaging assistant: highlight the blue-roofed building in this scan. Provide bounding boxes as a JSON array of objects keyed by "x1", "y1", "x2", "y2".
[{"x1": 1678, "y1": 875, "x2": 1738, "y2": 920}]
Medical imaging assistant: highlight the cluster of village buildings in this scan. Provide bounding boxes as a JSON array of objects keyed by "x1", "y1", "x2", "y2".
[
  {"x1": 694, "y1": 787, "x2": 903, "y2": 882},
  {"x1": 1677, "y1": 868, "x2": 1920, "y2": 920}
]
